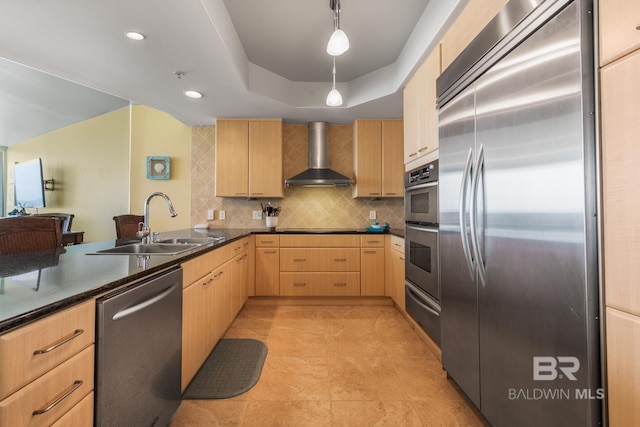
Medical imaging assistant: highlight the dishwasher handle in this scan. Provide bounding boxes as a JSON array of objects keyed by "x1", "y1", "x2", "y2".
[{"x1": 112, "y1": 284, "x2": 178, "y2": 321}]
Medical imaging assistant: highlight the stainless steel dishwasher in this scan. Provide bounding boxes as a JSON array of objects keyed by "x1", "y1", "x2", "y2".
[{"x1": 95, "y1": 266, "x2": 182, "y2": 427}]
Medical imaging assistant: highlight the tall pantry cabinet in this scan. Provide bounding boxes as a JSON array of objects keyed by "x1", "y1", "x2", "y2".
[{"x1": 599, "y1": 1, "x2": 640, "y2": 425}]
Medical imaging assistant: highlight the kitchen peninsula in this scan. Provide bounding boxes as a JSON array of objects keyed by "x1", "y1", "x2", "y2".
[{"x1": 0, "y1": 228, "x2": 404, "y2": 333}]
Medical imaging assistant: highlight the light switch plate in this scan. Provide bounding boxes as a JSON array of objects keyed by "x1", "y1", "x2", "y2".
[
  {"x1": 219, "y1": 210, "x2": 226, "y2": 220},
  {"x1": 207, "y1": 209, "x2": 214, "y2": 220},
  {"x1": 369, "y1": 210, "x2": 377, "y2": 220},
  {"x1": 252, "y1": 210, "x2": 262, "y2": 220}
]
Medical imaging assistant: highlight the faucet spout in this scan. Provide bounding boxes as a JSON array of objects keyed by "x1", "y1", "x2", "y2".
[{"x1": 139, "y1": 192, "x2": 178, "y2": 243}]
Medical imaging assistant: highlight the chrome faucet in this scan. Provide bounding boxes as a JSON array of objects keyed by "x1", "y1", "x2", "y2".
[{"x1": 136, "y1": 192, "x2": 178, "y2": 243}]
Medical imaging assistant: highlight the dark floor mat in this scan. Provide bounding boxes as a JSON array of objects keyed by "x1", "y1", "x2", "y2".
[{"x1": 182, "y1": 338, "x2": 268, "y2": 399}]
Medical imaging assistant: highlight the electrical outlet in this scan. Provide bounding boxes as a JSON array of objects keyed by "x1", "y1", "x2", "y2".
[
  {"x1": 369, "y1": 210, "x2": 377, "y2": 220},
  {"x1": 252, "y1": 210, "x2": 262, "y2": 220},
  {"x1": 219, "y1": 210, "x2": 226, "y2": 220},
  {"x1": 206, "y1": 209, "x2": 214, "y2": 220}
]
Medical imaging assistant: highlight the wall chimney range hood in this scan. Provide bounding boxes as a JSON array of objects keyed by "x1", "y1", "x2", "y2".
[{"x1": 285, "y1": 122, "x2": 354, "y2": 187}]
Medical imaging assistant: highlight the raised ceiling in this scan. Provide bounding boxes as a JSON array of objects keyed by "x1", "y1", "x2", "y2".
[{"x1": 0, "y1": 0, "x2": 465, "y2": 146}]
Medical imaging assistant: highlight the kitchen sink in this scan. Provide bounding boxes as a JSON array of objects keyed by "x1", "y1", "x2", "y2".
[
  {"x1": 156, "y1": 237, "x2": 224, "y2": 245},
  {"x1": 90, "y1": 243, "x2": 202, "y2": 256}
]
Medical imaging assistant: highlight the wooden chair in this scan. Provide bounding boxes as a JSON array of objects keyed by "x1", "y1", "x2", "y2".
[
  {"x1": 32, "y1": 213, "x2": 74, "y2": 233},
  {"x1": 0, "y1": 216, "x2": 63, "y2": 255},
  {"x1": 113, "y1": 214, "x2": 144, "y2": 239}
]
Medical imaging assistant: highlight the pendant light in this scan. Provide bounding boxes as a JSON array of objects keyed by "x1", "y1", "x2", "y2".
[
  {"x1": 326, "y1": 57, "x2": 343, "y2": 106},
  {"x1": 327, "y1": 0, "x2": 349, "y2": 56}
]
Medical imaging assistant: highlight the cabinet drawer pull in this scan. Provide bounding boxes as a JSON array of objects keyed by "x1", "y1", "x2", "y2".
[
  {"x1": 367, "y1": 240, "x2": 381, "y2": 244},
  {"x1": 400, "y1": 257, "x2": 405, "y2": 261},
  {"x1": 393, "y1": 243, "x2": 402, "y2": 248},
  {"x1": 385, "y1": 192, "x2": 397, "y2": 195},
  {"x1": 252, "y1": 192, "x2": 264, "y2": 195},
  {"x1": 264, "y1": 250, "x2": 277, "y2": 254},
  {"x1": 203, "y1": 277, "x2": 214, "y2": 286},
  {"x1": 234, "y1": 192, "x2": 247, "y2": 195},
  {"x1": 293, "y1": 282, "x2": 306, "y2": 287},
  {"x1": 418, "y1": 147, "x2": 428, "y2": 152},
  {"x1": 293, "y1": 258, "x2": 306, "y2": 262},
  {"x1": 363, "y1": 250, "x2": 376, "y2": 254},
  {"x1": 637, "y1": 24, "x2": 640, "y2": 30},
  {"x1": 260, "y1": 240, "x2": 274, "y2": 244},
  {"x1": 33, "y1": 329, "x2": 84, "y2": 355},
  {"x1": 334, "y1": 258, "x2": 347, "y2": 262},
  {"x1": 214, "y1": 271, "x2": 224, "y2": 279},
  {"x1": 369, "y1": 192, "x2": 380, "y2": 195},
  {"x1": 409, "y1": 152, "x2": 418, "y2": 157},
  {"x1": 234, "y1": 246, "x2": 242, "y2": 251},
  {"x1": 33, "y1": 380, "x2": 83, "y2": 415},
  {"x1": 334, "y1": 283, "x2": 348, "y2": 287}
]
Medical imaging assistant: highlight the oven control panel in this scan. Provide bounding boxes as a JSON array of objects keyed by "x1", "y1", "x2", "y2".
[{"x1": 406, "y1": 160, "x2": 438, "y2": 187}]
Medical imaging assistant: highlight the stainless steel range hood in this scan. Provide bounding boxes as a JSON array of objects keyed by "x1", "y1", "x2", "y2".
[{"x1": 285, "y1": 122, "x2": 354, "y2": 187}]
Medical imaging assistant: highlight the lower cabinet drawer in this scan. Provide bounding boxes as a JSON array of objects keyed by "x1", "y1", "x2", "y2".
[
  {"x1": 0, "y1": 300, "x2": 95, "y2": 400},
  {"x1": 0, "y1": 345, "x2": 94, "y2": 427},
  {"x1": 280, "y1": 248, "x2": 360, "y2": 272},
  {"x1": 51, "y1": 391, "x2": 93, "y2": 427},
  {"x1": 280, "y1": 273, "x2": 360, "y2": 296}
]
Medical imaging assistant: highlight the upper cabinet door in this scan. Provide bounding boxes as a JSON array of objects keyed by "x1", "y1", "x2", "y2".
[
  {"x1": 403, "y1": 46, "x2": 440, "y2": 168},
  {"x1": 215, "y1": 120, "x2": 249, "y2": 197},
  {"x1": 249, "y1": 120, "x2": 283, "y2": 198},
  {"x1": 381, "y1": 120, "x2": 404, "y2": 197},
  {"x1": 353, "y1": 120, "x2": 382, "y2": 198},
  {"x1": 215, "y1": 119, "x2": 283, "y2": 198},
  {"x1": 599, "y1": 0, "x2": 640, "y2": 66}
]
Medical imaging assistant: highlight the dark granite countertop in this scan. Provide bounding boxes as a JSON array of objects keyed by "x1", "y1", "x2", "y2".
[{"x1": 0, "y1": 227, "x2": 404, "y2": 333}]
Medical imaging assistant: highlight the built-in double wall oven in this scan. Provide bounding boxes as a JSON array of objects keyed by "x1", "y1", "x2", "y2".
[{"x1": 404, "y1": 160, "x2": 441, "y2": 346}]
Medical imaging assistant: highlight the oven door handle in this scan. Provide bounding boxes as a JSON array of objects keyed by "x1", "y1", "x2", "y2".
[
  {"x1": 405, "y1": 182, "x2": 438, "y2": 191},
  {"x1": 406, "y1": 282, "x2": 440, "y2": 316},
  {"x1": 470, "y1": 144, "x2": 487, "y2": 286},
  {"x1": 459, "y1": 147, "x2": 475, "y2": 281},
  {"x1": 406, "y1": 224, "x2": 438, "y2": 233}
]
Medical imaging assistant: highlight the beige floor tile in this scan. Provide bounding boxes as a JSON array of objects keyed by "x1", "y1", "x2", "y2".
[
  {"x1": 390, "y1": 357, "x2": 466, "y2": 401},
  {"x1": 328, "y1": 356, "x2": 409, "y2": 401},
  {"x1": 172, "y1": 304, "x2": 485, "y2": 426},
  {"x1": 242, "y1": 401, "x2": 332, "y2": 427},
  {"x1": 171, "y1": 400, "x2": 247, "y2": 426},
  {"x1": 250, "y1": 356, "x2": 331, "y2": 401},
  {"x1": 331, "y1": 401, "x2": 424, "y2": 427},
  {"x1": 325, "y1": 319, "x2": 386, "y2": 356},
  {"x1": 412, "y1": 399, "x2": 488, "y2": 427},
  {"x1": 265, "y1": 320, "x2": 327, "y2": 357}
]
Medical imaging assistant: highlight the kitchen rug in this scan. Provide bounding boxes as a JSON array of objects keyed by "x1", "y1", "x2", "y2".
[{"x1": 182, "y1": 338, "x2": 268, "y2": 399}]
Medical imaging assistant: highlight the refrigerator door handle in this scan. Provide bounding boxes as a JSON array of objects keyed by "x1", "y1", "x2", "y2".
[
  {"x1": 470, "y1": 144, "x2": 487, "y2": 285},
  {"x1": 459, "y1": 147, "x2": 475, "y2": 280}
]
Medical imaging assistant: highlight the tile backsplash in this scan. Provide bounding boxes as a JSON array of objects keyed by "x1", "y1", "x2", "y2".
[{"x1": 191, "y1": 124, "x2": 404, "y2": 230}]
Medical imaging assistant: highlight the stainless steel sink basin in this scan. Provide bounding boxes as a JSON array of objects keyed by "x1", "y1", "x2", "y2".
[
  {"x1": 157, "y1": 237, "x2": 224, "y2": 245},
  {"x1": 90, "y1": 243, "x2": 201, "y2": 256}
]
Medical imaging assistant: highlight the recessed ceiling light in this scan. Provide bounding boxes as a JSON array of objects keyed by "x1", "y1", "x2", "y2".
[
  {"x1": 184, "y1": 90, "x2": 203, "y2": 99},
  {"x1": 125, "y1": 31, "x2": 145, "y2": 41}
]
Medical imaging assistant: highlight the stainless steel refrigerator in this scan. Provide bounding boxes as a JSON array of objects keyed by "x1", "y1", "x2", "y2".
[{"x1": 437, "y1": 0, "x2": 601, "y2": 426}]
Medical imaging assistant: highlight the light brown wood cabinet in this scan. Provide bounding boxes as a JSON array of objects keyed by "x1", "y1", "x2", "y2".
[
  {"x1": 439, "y1": 0, "x2": 509, "y2": 72},
  {"x1": 605, "y1": 307, "x2": 640, "y2": 426},
  {"x1": 0, "y1": 300, "x2": 95, "y2": 426},
  {"x1": 255, "y1": 235, "x2": 280, "y2": 296},
  {"x1": 386, "y1": 235, "x2": 405, "y2": 312},
  {"x1": 403, "y1": 47, "x2": 440, "y2": 167},
  {"x1": 280, "y1": 234, "x2": 361, "y2": 297},
  {"x1": 600, "y1": 31, "x2": 640, "y2": 427},
  {"x1": 352, "y1": 119, "x2": 404, "y2": 198},
  {"x1": 215, "y1": 119, "x2": 283, "y2": 198},
  {"x1": 599, "y1": 0, "x2": 640, "y2": 66},
  {"x1": 181, "y1": 237, "x2": 250, "y2": 390},
  {"x1": 360, "y1": 235, "x2": 385, "y2": 296}
]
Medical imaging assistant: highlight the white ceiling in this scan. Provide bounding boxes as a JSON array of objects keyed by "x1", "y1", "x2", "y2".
[{"x1": 0, "y1": 0, "x2": 466, "y2": 146}]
